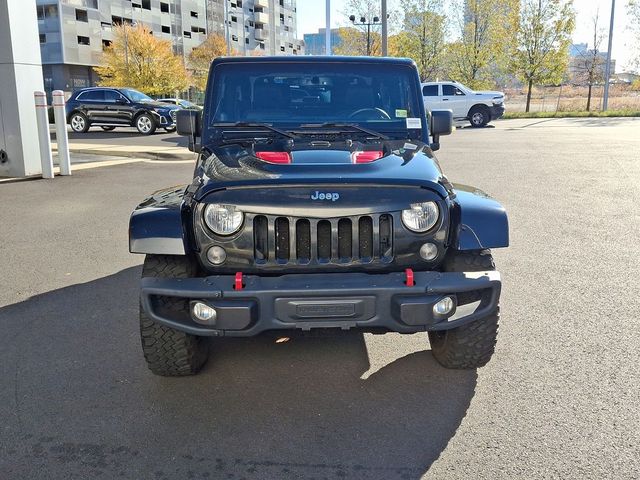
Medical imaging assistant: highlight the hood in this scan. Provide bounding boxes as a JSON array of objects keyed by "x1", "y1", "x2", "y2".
[
  {"x1": 143, "y1": 101, "x2": 180, "y2": 110},
  {"x1": 474, "y1": 90, "x2": 504, "y2": 98},
  {"x1": 194, "y1": 141, "x2": 451, "y2": 201}
]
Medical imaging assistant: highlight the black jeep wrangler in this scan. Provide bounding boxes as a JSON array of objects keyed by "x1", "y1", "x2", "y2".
[{"x1": 129, "y1": 56, "x2": 509, "y2": 376}]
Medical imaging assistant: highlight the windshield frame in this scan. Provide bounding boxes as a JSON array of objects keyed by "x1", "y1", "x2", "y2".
[{"x1": 204, "y1": 60, "x2": 428, "y2": 143}]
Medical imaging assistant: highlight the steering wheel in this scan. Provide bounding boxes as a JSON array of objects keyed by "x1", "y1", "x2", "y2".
[{"x1": 348, "y1": 108, "x2": 391, "y2": 120}]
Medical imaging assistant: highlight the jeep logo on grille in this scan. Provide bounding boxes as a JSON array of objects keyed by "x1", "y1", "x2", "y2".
[{"x1": 311, "y1": 191, "x2": 340, "y2": 201}]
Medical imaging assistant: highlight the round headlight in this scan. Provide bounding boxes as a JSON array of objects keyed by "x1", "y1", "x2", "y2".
[
  {"x1": 402, "y1": 201, "x2": 439, "y2": 232},
  {"x1": 203, "y1": 204, "x2": 244, "y2": 235}
]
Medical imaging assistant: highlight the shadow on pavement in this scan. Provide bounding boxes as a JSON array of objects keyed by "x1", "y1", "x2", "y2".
[{"x1": 0, "y1": 267, "x2": 477, "y2": 479}]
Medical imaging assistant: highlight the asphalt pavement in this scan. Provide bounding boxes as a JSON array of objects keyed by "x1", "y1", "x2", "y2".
[{"x1": 1, "y1": 118, "x2": 639, "y2": 479}]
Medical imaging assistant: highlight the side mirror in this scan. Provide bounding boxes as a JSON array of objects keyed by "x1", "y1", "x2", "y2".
[
  {"x1": 429, "y1": 109, "x2": 453, "y2": 151},
  {"x1": 176, "y1": 109, "x2": 202, "y2": 152},
  {"x1": 115, "y1": 97, "x2": 128, "y2": 105}
]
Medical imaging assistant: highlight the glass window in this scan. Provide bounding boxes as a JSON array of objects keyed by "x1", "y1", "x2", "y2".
[
  {"x1": 160, "y1": 2, "x2": 169, "y2": 13},
  {"x1": 104, "y1": 90, "x2": 126, "y2": 103},
  {"x1": 121, "y1": 89, "x2": 154, "y2": 102},
  {"x1": 442, "y1": 85, "x2": 465, "y2": 96},
  {"x1": 209, "y1": 62, "x2": 422, "y2": 132},
  {"x1": 39, "y1": 34, "x2": 46, "y2": 43},
  {"x1": 77, "y1": 36, "x2": 90, "y2": 46},
  {"x1": 77, "y1": 90, "x2": 104, "y2": 101},
  {"x1": 422, "y1": 85, "x2": 438, "y2": 96},
  {"x1": 76, "y1": 9, "x2": 88, "y2": 22}
]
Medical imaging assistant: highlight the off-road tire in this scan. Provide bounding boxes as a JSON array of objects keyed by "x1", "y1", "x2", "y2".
[
  {"x1": 69, "y1": 112, "x2": 90, "y2": 133},
  {"x1": 468, "y1": 105, "x2": 490, "y2": 128},
  {"x1": 429, "y1": 249, "x2": 499, "y2": 369},
  {"x1": 139, "y1": 254, "x2": 209, "y2": 376}
]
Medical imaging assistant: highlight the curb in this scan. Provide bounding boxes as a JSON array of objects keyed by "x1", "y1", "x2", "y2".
[{"x1": 52, "y1": 147, "x2": 196, "y2": 161}]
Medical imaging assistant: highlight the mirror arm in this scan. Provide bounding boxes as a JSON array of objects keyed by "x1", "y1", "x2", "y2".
[{"x1": 430, "y1": 134, "x2": 440, "y2": 151}]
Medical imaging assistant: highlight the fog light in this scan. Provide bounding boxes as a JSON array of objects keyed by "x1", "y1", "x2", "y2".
[
  {"x1": 192, "y1": 302, "x2": 217, "y2": 322},
  {"x1": 433, "y1": 297, "x2": 454, "y2": 316},
  {"x1": 419, "y1": 242, "x2": 438, "y2": 261},
  {"x1": 207, "y1": 245, "x2": 227, "y2": 265}
]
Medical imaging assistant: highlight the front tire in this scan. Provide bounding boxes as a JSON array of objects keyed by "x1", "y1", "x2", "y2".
[
  {"x1": 135, "y1": 113, "x2": 157, "y2": 135},
  {"x1": 69, "y1": 112, "x2": 89, "y2": 133},
  {"x1": 139, "y1": 254, "x2": 209, "y2": 376},
  {"x1": 429, "y1": 250, "x2": 499, "y2": 369},
  {"x1": 468, "y1": 105, "x2": 490, "y2": 128}
]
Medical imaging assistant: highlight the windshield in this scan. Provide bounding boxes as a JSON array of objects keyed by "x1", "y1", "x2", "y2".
[
  {"x1": 209, "y1": 62, "x2": 423, "y2": 134},
  {"x1": 123, "y1": 89, "x2": 154, "y2": 102}
]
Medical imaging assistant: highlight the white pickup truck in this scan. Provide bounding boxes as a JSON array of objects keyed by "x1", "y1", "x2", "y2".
[{"x1": 422, "y1": 81, "x2": 505, "y2": 128}]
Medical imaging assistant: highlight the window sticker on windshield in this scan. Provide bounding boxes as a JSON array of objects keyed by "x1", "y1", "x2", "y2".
[
  {"x1": 406, "y1": 118, "x2": 422, "y2": 129},
  {"x1": 395, "y1": 109, "x2": 407, "y2": 118}
]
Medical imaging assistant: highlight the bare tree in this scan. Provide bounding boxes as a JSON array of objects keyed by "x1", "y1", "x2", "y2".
[{"x1": 574, "y1": 10, "x2": 606, "y2": 111}]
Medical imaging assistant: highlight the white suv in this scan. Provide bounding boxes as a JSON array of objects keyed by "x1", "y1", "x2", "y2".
[{"x1": 422, "y1": 81, "x2": 505, "y2": 127}]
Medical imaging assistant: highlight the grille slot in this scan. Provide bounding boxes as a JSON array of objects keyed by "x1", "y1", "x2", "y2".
[
  {"x1": 252, "y1": 214, "x2": 392, "y2": 265},
  {"x1": 253, "y1": 215, "x2": 268, "y2": 262},
  {"x1": 338, "y1": 218, "x2": 352, "y2": 259},
  {"x1": 296, "y1": 219, "x2": 311, "y2": 262},
  {"x1": 275, "y1": 217, "x2": 290, "y2": 260},
  {"x1": 358, "y1": 216, "x2": 373, "y2": 259}
]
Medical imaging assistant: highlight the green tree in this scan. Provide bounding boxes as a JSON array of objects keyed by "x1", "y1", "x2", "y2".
[
  {"x1": 389, "y1": 0, "x2": 447, "y2": 80},
  {"x1": 511, "y1": 0, "x2": 574, "y2": 112},
  {"x1": 95, "y1": 24, "x2": 189, "y2": 96},
  {"x1": 188, "y1": 34, "x2": 229, "y2": 91},
  {"x1": 446, "y1": 0, "x2": 519, "y2": 89}
]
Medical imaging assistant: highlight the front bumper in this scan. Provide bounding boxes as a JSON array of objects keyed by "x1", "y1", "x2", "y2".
[
  {"x1": 140, "y1": 270, "x2": 501, "y2": 337},
  {"x1": 152, "y1": 110, "x2": 177, "y2": 126},
  {"x1": 489, "y1": 104, "x2": 505, "y2": 120}
]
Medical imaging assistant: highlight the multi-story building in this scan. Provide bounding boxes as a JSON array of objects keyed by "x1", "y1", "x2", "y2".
[
  {"x1": 568, "y1": 43, "x2": 615, "y2": 85},
  {"x1": 303, "y1": 28, "x2": 342, "y2": 55},
  {"x1": 36, "y1": 0, "x2": 303, "y2": 93},
  {"x1": 209, "y1": 0, "x2": 303, "y2": 56}
]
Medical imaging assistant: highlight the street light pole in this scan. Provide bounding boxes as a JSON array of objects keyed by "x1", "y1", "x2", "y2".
[
  {"x1": 348, "y1": 15, "x2": 381, "y2": 56},
  {"x1": 602, "y1": 0, "x2": 615, "y2": 111},
  {"x1": 325, "y1": 0, "x2": 331, "y2": 55},
  {"x1": 381, "y1": 0, "x2": 387, "y2": 56}
]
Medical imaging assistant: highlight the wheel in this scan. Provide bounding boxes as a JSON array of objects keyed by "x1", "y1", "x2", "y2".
[
  {"x1": 139, "y1": 254, "x2": 209, "y2": 376},
  {"x1": 69, "y1": 112, "x2": 89, "y2": 133},
  {"x1": 101, "y1": 126, "x2": 116, "y2": 131},
  {"x1": 135, "y1": 113, "x2": 157, "y2": 135},
  {"x1": 164, "y1": 126, "x2": 176, "y2": 133},
  {"x1": 428, "y1": 250, "x2": 499, "y2": 369},
  {"x1": 468, "y1": 105, "x2": 490, "y2": 128}
]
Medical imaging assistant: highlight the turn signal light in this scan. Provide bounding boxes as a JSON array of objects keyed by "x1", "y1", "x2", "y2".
[
  {"x1": 352, "y1": 150, "x2": 384, "y2": 163},
  {"x1": 255, "y1": 151, "x2": 291, "y2": 164}
]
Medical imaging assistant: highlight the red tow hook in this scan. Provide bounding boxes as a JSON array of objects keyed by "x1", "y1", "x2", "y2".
[
  {"x1": 234, "y1": 272, "x2": 244, "y2": 290},
  {"x1": 405, "y1": 268, "x2": 415, "y2": 287}
]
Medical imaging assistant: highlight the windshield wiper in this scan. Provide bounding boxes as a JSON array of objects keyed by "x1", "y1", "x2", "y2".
[
  {"x1": 213, "y1": 122, "x2": 297, "y2": 139},
  {"x1": 298, "y1": 122, "x2": 388, "y2": 140}
]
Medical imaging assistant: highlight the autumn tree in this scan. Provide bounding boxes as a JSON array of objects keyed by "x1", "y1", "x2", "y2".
[
  {"x1": 95, "y1": 24, "x2": 189, "y2": 96},
  {"x1": 510, "y1": 0, "x2": 574, "y2": 112},
  {"x1": 188, "y1": 34, "x2": 229, "y2": 91},
  {"x1": 573, "y1": 9, "x2": 606, "y2": 111},
  {"x1": 389, "y1": 0, "x2": 446, "y2": 80},
  {"x1": 335, "y1": 26, "x2": 381, "y2": 56},
  {"x1": 445, "y1": 0, "x2": 519, "y2": 89}
]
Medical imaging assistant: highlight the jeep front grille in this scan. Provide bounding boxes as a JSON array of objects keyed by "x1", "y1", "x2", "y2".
[{"x1": 252, "y1": 214, "x2": 394, "y2": 265}]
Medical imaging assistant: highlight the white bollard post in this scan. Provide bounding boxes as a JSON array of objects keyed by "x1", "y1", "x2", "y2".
[
  {"x1": 34, "y1": 91, "x2": 54, "y2": 179},
  {"x1": 52, "y1": 90, "x2": 71, "y2": 175}
]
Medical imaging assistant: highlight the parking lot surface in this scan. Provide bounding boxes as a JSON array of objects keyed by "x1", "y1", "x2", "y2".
[{"x1": 1, "y1": 118, "x2": 639, "y2": 479}]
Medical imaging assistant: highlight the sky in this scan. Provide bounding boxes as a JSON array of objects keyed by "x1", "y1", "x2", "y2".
[{"x1": 296, "y1": 0, "x2": 636, "y2": 72}]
